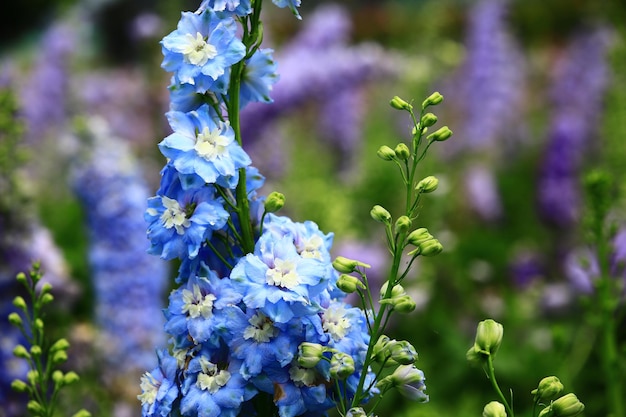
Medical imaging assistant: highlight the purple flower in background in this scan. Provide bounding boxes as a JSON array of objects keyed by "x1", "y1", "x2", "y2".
[
  {"x1": 537, "y1": 27, "x2": 612, "y2": 228},
  {"x1": 19, "y1": 23, "x2": 76, "y2": 143},
  {"x1": 463, "y1": 164, "x2": 503, "y2": 221},
  {"x1": 71, "y1": 119, "x2": 169, "y2": 373}
]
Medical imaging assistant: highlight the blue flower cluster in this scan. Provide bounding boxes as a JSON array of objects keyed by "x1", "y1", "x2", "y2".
[{"x1": 139, "y1": 2, "x2": 375, "y2": 416}]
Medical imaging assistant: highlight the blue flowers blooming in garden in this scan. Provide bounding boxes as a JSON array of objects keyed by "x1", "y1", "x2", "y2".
[{"x1": 137, "y1": 1, "x2": 431, "y2": 416}]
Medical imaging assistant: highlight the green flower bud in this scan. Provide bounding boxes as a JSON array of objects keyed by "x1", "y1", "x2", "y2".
[
  {"x1": 30, "y1": 345, "x2": 42, "y2": 357},
  {"x1": 52, "y1": 350, "x2": 68, "y2": 364},
  {"x1": 427, "y1": 126, "x2": 453, "y2": 142},
  {"x1": 538, "y1": 406, "x2": 553, "y2": 417},
  {"x1": 264, "y1": 191, "x2": 285, "y2": 213},
  {"x1": 391, "y1": 295, "x2": 417, "y2": 313},
  {"x1": 407, "y1": 228, "x2": 433, "y2": 246},
  {"x1": 16, "y1": 272, "x2": 27, "y2": 285},
  {"x1": 336, "y1": 274, "x2": 366, "y2": 294},
  {"x1": 551, "y1": 393, "x2": 585, "y2": 417},
  {"x1": 386, "y1": 340, "x2": 418, "y2": 365},
  {"x1": 483, "y1": 401, "x2": 507, "y2": 417},
  {"x1": 390, "y1": 365, "x2": 428, "y2": 402},
  {"x1": 380, "y1": 282, "x2": 407, "y2": 299},
  {"x1": 416, "y1": 176, "x2": 439, "y2": 193},
  {"x1": 11, "y1": 379, "x2": 29, "y2": 393},
  {"x1": 12, "y1": 296, "x2": 27, "y2": 311},
  {"x1": 420, "y1": 112, "x2": 438, "y2": 128},
  {"x1": 27, "y1": 400, "x2": 44, "y2": 414},
  {"x1": 330, "y1": 352, "x2": 355, "y2": 379},
  {"x1": 473, "y1": 319, "x2": 504, "y2": 356},
  {"x1": 377, "y1": 145, "x2": 396, "y2": 161},
  {"x1": 370, "y1": 205, "x2": 392, "y2": 224},
  {"x1": 346, "y1": 407, "x2": 367, "y2": 417},
  {"x1": 40, "y1": 292, "x2": 54, "y2": 305},
  {"x1": 394, "y1": 215, "x2": 412, "y2": 234},
  {"x1": 40, "y1": 282, "x2": 53, "y2": 293},
  {"x1": 332, "y1": 256, "x2": 371, "y2": 274},
  {"x1": 390, "y1": 96, "x2": 413, "y2": 111},
  {"x1": 52, "y1": 370, "x2": 64, "y2": 386},
  {"x1": 532, "y1": 376, "x2": 564, "y2": 402},
  {"x1": 34, "y1": 318, "x2": 44, "y2": 331},
  {"x1": 394, "y1": 143, "x2": 411, "y2": 160},
  {"x1": 8, "y1": 312, "x2": 22, "y2": 327},
  {"x1": 422, "y1": 91, "x2": 444, "y2": 109},
  {"x1": 72, "y1": 410, "x2": 92, "y2": 417},
  {"x1": 372, "y1": 335, "x2": 392, "y2": 363},
  {"x1": 297, "y1": 342, "x2": 325, "y2": 368},
  {"x1": 13, "y1": 345, "x2": 30, "y2": 359},
  {"x1": 63, "y1": 371, "x2": 80, "y2": 385},
  {"x1": 466, "y1": 345, "x2": 485, "y2": 366},
  {"x1": 50, "y1": 338, "x2": 70, "y2": 353},
  {"x1": 27, "y1": 370, "x2": 39, "y2": 385},
  {"x1": 418, "y1": 238, "x2": 443, "y2": 257}
]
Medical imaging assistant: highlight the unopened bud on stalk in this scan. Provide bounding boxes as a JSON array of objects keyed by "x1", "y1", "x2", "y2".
[
  {"x1": 387, "y1": 340, "x2": 418, "y2": 365},
  {"x1": 11, "y1": 379, "x2": 29, "y2": 393},
  {"x1": 27, "y1": 400, "x2": 44, "y2": 414},
  {"x1": 390, "y1": 365, "x2": 429, "y2": 402},
  {"x1": 422, "y1": 91, "x2": 444, "y2": 109},
  {"x1": 264, "y1": 191, "x2": 285, "y2": 213},
  {"x1": 550, "y1": 393, "x2": 585, "y2": 417},
  {"x1": 394, "y1": 143, "x2": 410, "y2": 160},
  {"x1": 394, "y1": 215, "x2": 412, "y2": 234},
  {"x1": 40, "y1": 282, "x2": 52, "y2": 293},
  {"x1": 332, "y1": 256, "x2": 371, "y2": 274},
  {"x1": 380, "y1": 282, "x2": 406, "y2": 299},
  {"x1": 8, "y1": 312, "x2": 22, "y2": 327},
  {"x1": 50, "y1": 338, "x2": 70, "y2": 353},
  {"x1": 346, "y1": 407, "x2": 367, "y2": 417},
  {"x1": 427, "y1": 126, "x2": 453, "y2": 142},
  {"x1": 12, "y1": 296, "x2": 27, "y2": 311},
  {"x1": 13, "y1": 345, "x2": 30, "y2": 359},
  {"x1": 407, "y1": 228, "x2": 433, "y2": 246},
  {"x1": 483, "y1": 401, "x2": 507, "y2": 417},
  {"x1": 390, "y1": 96, "x2": 413, "y2": 111},
  {"x1": 390, "y1": 295, "x2": 417, "y2": 313},
  {"x1": 532, "y1": 376, "x2": 564, "y2": 402},
  {"x1": 473, "y1": 319, "x2": 504, "y2": 356},
  {"x1": 53, "y1": 370, "x2": 64, "y2": 386},
  {"x1": 16, "y1": 272, "x2": 27, "y2": 285},
  {"x1": 30, "y1": 345, "x2": 42, "y2": 357},
  {"x1": 336, "y1": 274, "x2": 366, "y2": 293},
  {"x1": 416, "y1": 176, "x2": 439, "y2": 193},
  {"x1": 52, "y1": 350, "x2": 68, "y2": 364},
  {"x1": 370, "y1": 205, "x2": 392, "y2": 224},
  {"x1": 41, "y1": 293, "x2": 54, "y2": 304},
  {"x1": 420, "y1": 112, "x2": 438, "y2": 127},
  {"x1": 330, "y1": 352, "x2": 355, "y2": 379},
  {"x1": 377, "y1": 145, "x2": 396, "y2": 161},
  {"x1": 72, "y1": 409, "x2": 93, "y2": 417},
  {"x1": 418, "y1": 238, "x2": 443, "y2": 257},
  {"x1": 63, "y1": 371, "x2": 80, "y2": 385},
  {"x1": 373, "y1": 335, "x2": 392, "y2": 363},
  {"x1": 297, "y1": 343, "x2": 325, "y2": 368}
]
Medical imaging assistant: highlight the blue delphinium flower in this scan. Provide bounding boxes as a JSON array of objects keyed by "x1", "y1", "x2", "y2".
[
  {"x1": 161, "y1": 9, "x2": 245, "y2": 92},
  {"x1": 139, "y1": 350, "x2": 180, "y2": 417},
  {"x1": 537, "y1": 27, "x2": 611, "y2": 228},
  {"x1": 198, "y1": 0, "x2": 252, "y2": 16},
  {"x1": 159, "y1": 105, "x2": 251, "y2": 188},
  {"x1": 72, "y1": 120, "x2": 169, "y2": 373},
  {"x1": 240, "y1": 49, "x2": 279, "y2": 108},
  {"x1": 272, "y1": 0, "x2": 303, "y2": 20}
]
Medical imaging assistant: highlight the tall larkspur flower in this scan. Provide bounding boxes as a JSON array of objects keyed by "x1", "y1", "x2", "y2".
[
  {"x1": 198, "y1": 0, "x2": 252, "y2": 16},
  {"x1": 161, "y1": 9, "x2": 245, "y2": 93},
  {"x1": 139, "y1": 350, "x2": 180, "y2": 417},
  {"x1": 239, "y1": 48, "x2": 280, "y2": 108},
  {"x1": 159, "y1": 105, "x2": 251, "y2": 189}
]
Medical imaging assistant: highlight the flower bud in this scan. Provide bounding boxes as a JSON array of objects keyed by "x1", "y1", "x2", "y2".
[
  {"x1": 40, "y1": 282, "x2": 53, "y2": 293},
  {"x1": 551, "y1": 393, "x2": 585, "y2": 417},
  {"x1": 297, "y1": 343, "x2": 325, "y2": 368},
  {"x1": 532, "y1": 376, "x2": 564, "y2": 402},
  {"x1": 422, "y1": 91, "x2": 444, "y2": 108},
  {"x1": 418, "y1": 238, "x2": 443, "y2": 257},
  {"x1": 332, "y1": 256, "x2": 371, "y2": 274},
  {"x1": 427, "y1": 126, "x2": 453, "y2": 142},
  {"x1": 12, "y1": 296, "x2": 27, "y2": 311},
  {"x1": 52, "y1": 350, "x2": 68, "y2": 364},
  {"x1": 50, "y1": 338, "x2": 70, "y2": 353},
  {"x1": 420, "y1": 112, "x2": 438, "y2": 128},
  {"x1": 11, "y1": 379, "x2": 29, "y2": 393},
  {"x1": 370, "y1": 205, "x2": 392, "y2": 224},
  {"x1": 330, "y1": 352, "x2": 355, "y2": 379},
  {"x1": 8, "y1": 312, "x2": 22, "y2": 327},
  {"x1": 466, "y1": 345, "x2": 485, "y2": 366},
  {"x1": 53, "y1": 370, "x2": 64, "y2": 386},
  {"x1": 264, "y1": 191, "x2": 285, "y2": 213},
  {"x1": 390, "y1": 365, "x2": 429, "y2": 402},
  {"x1": 34, "y1": 318, "x2": 44, "y2": 331},
  {"x1": 40, "y1": 293, "x2": 54, "y2": 304},
  {"x1": 13, "y1": 345, "x2": 30, "y2": 359},
  {"x1": 394, "y1": 215, "x2": 412, "y2": 235},
  {"x1": 72, "y1": 409, "x2": 92, "y2": 417},
  {"x1": 372, "y1": 335, "x2": 392, "y2": 363},
  {"x1": 63, "y1": 371, "x2": 80, "y2": 385},
  {"x1": 27, "y1": 370, "x2": 39, "y2": 385},
  {"x1": 416, "y1": 176, "x2": 439, "y2": 193},
  {"x1": 390, "y1": 96, "x2": 413, "y2": 111},
  {"x1": 387, "y1": 340, "x2": 418, "y2": 365},
  {"x1": 346, "y1": 407, "x2": 367, "y2": 417},
  {"x1": 336, "y1": 274, "x2": 366, "y2": 294},
  {"x1": 27, "y1": 400, "x2": 44, "y2": 414},
  {"x1": 407, "y1": 228, "x2": 433, "y2": 246},
  {"x1": 380, "y1": 282, "x2": 406, "y2": 299},
  {"x1": 473, "y1": 319, "x2": 504, "y2": 356},
  {"x1": 30, "y1": 345, "x2": 42, "y2": 357},
  {"x1": 16, "y1": 272, "x2": 27, "y2": 285},
  {"x1": 377, "y1": 145, "x2": 396, "y2": 161},
  {"x1": 394, "y1": 143, "x2": 411, "y2": 160},
  {"x1": 390, "y1": 295, "x2": 417, "y2": 313},
  {"x1": 483, "y1": 401, "x2": 507, "y2": 417}
]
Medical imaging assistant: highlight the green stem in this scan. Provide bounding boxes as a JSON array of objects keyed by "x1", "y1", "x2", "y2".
[{"x1": 486, "y1": 355, "x2": 514, "y2": 417}]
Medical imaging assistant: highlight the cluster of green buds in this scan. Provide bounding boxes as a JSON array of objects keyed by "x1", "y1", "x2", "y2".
[
  {"x1": 8, "y1": 263, "x2": 91, "y2": 417},
  {"x1": 295, "y1": 342, "x2": 356, "y2": 380},
  {"x1": 532, "y1": 377, "x2": 584, "y2": 417}
]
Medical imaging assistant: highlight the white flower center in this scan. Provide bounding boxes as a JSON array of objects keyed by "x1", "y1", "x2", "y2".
[
  {"x1": 196, "y1": 357, "x2": 230, "y2": 393},
  {"x1": 138, "y1": 373, "x2": 159, "y2": 405},
  {"x1": 289, "y1": 364, "x2": 316, "y2": 387},
  {"x1": 298, "y1": 235, "x2": 324, "y2": 260},
  {"x1": 182, "y1": 284, "x2": 216, "y2": 319},
  {"x1": 182, "y1": 32, "x2": 217, "y2": 66},
  {"x1": 194, "y1": 126, "x2": 230, "y2": 161},
  {"x1": 323, "y1": 305, "x2": 351, "y2": 341},
  {"x1": 159, "y1": 196, "x2": 191, "y2": 235},
  {"x1": 266, "y1": 259, "x2": 300, "y2": 289},
  {"x1": 243, "y1": 312, "x2": 278, "y2": 343}
]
